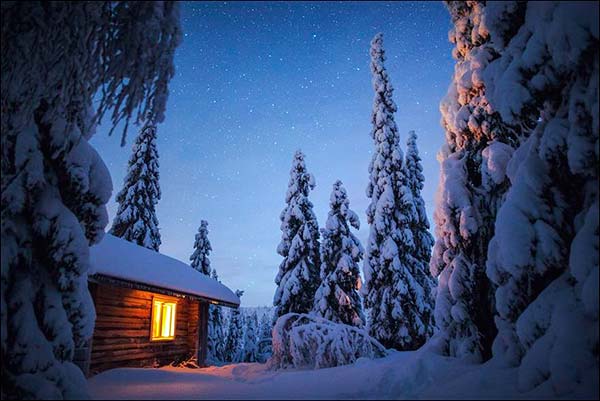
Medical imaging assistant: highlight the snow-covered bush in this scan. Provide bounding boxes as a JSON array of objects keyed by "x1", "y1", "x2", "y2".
[{"x1": 268, "y1": 313, "x2": 387, "y2": 370}]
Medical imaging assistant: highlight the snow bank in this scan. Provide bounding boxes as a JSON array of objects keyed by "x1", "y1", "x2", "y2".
[
  {"x1": 89, "y1": 234, "x2": 239, "y2": 306},
  {"x1": 88, "y1": 346, "x2": 599, "y2": 399},
  {"x1": 269, "y1": 313, "x2": 387, "y2": 370}
]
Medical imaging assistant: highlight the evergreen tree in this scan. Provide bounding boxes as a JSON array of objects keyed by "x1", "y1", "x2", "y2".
[
  {"x1": 1, "y1": 2, "x2": 181, "y2": 398},
  {"x1": 482, "y1": 1, "x2": 599, "y2": 393},
  {"x1": 206, "y1": 269, "x2": 226, "y2": 364},
  {"x1": 190, "y1": 220, "x2": 211, "y2": 275},
  {"x1": 241, "y1": 312, "x2": 259, "y2": 363},
  {"x1": 224, "y1": 290, "x2": 244, "y2": 363},
  {"x1": 257, "y1": 312, "x2": 273, "y2": 363},
  {"x1": 313, "y1": 181, "x2": 365, "y2": 327},
  {"x1": 110, "y1": 120, "x2": 162, "y2": 251},
  {"x1": 273, "y1": 151, "x2": 321, "y2": 322},
  {"x1": 362, "y1": 33, "x2": 431, "y2": 350},
  {"x1": 403, "y1": 131, "x2": 436, "y2": 338},
  {"x1": 431, "y1": 1, "x2": 524, "y2": 362}
]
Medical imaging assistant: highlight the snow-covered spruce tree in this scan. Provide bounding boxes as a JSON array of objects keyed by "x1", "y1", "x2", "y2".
[
  {"x1": 224, "y1": 290, "x2": 245, "y2": 363},
  {"x1": 241, "y1": 312, "x2": 259, "y2": 363},
  {"x1": 362, "y1": 33, "x2": 433, "y2": 350},
  {"x1": 257, "y1": 312, "x2": 273, "y2": 363},
  {"x1": 313, "y1": 180, "x2": 365, "y2": 327},
  {"x1": 206, "y1": 269, "x2": 226, "y2": 364},
  {"x1": 110, "y1": 120, "x2": 162, "y2": 251},
  {"x1": 430, "y1": 1, "x2": 525, "y2": 362},
  {"x1": 404, "y1": 131, "x2": 436, "y2": 336},
  {"x1": 189, "y1": 220, "x2": 211, "y2": 275},
  {"x1": 273, "y1": 150, "x2": 321, "y2": 322},
  {"x1": 1, "y1": 2, "x2": 180, "y2": 399},
  {"x1": 483, "y1": 1, "x2": 599, "y2": 394}
]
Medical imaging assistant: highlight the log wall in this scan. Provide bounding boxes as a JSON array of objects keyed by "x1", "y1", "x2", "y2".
[{"x1": 89, "y1": 282, "x2": 202, "y2": 375}]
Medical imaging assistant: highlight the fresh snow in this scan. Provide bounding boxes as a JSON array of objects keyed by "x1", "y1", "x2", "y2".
[
  {"x1": 89, "y1": 234, "x2": 239, "y2": 306},
  {"x1": 88, "y1": 345, "x2": 599, "y2": 400}
]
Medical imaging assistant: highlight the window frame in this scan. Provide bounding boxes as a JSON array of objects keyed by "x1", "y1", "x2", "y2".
[{"x1": 150, "y1": 295, "x2": 178, "y2": 342}]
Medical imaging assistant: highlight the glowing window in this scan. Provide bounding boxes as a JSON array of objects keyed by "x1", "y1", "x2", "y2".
[{"x1": 151, "y1": 298, "x2": 177, "y2": 341}]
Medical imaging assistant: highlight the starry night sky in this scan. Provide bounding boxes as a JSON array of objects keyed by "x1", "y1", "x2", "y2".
[{"x1": 90, "y1": 1, "x2": 455, "y2": 306}]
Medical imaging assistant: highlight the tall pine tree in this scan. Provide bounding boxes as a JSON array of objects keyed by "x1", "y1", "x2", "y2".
[
  {"x1": 431, "y1": 1, "x2": 523, "y2": 362},
  {"x1": 110, "y1": 120, "x2": 162, "y2": 251},
  {"x1": 362, "y1": 33, "x2": 431, "y2": 350},
  {"x1": 1, "y1": 2, "x2": 180, "y2": 398},
  {"x1": 190, "y1": 220, "x2": 211, "y2": 275},
  {"x1": 313, "y1": 181, "x2": 364, "y2": 327},
  {"x1": 404, "y1": 131, "x2": 436, "y2": 339},
  {"x1": 273, "y1": 150, "x2": 320, "y2": 323}
]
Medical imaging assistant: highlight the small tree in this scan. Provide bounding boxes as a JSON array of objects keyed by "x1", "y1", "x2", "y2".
[
  {"x1": 241, "y1": 312, "x2": 259, "y2": 363},
  {"x1": 273, "y1": 150, "x2": 321, "y2": 322},
  {"x1": 313, "y1": 181, "x2": 364, "y2": 327},
  {"x1": 207, "y1": 269, "x2": 226, "y2": 364},
  {"x1": 257, "y1": 312, "x2": 273, "y2": 363},
  {"x1": 190, "y1": 220, "x2": 211, "y2": 275},
  {"x1": 224, "y1": 290, "x2": 244, "y2": 363},
  {"x1": 110, "y1": 120, "x2": 162, "y2": 251}
]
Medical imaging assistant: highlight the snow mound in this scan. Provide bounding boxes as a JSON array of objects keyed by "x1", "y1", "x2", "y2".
[{"x1": 268, "y1": 313, "x2": 388, "y2": 370}]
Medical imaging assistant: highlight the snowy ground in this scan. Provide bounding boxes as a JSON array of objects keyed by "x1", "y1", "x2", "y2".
[{"x1": 88, "y1": 347, "x2": 598, "y2": 400}]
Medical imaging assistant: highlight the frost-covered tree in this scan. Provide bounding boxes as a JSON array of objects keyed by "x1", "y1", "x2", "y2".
[
  {"x1": 257, "y1": 312, "x2": 273, "y2": 363},
  {"x1": 404, "y1": 131, "x2": 436, "y2": 337},
  {"x1": 405, "y1": 131, "x2": 435, "y2": 276},
  {"x1": 241, "y1": 312, "x2": 259, "y2": 363},
  {"x1": 110, "y1": 121, "x2": 161, "y2": 251},
  {"x1": 430, "y1": 1, "x2": 524, "y2": 362},
  {"x1": 273, "y1": 151, "x2": 321, "y2": 322},
  {"x1": 1, "y1": 2, "x2": 180, "y2": 398},
  {"x1": 362, "y1": 33, "x2": 433, "y2": 350},
  {"x1": 206, "y1": 269, "x2": 226, "y2": 364},
  {"x1": 224, "y1": 290, "x2": 244, "y2": 363},
  {"x1": 483, "y1": 1, "x2": 599, "y2": 394},
  {"x1": 189, "y1": 220, "x2": 211, "y2": 275},
  {"x1": 313, "y1": 181, "x2": 364, "y2": 327}
]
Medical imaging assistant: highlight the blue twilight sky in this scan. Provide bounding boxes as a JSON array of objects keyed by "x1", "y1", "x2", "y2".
[{"x1": 90, "y1": 1, "x2": 455, "y2": 307}]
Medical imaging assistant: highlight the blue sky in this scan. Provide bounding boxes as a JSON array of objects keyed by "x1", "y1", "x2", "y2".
[{"x1": 91, "y1": 1, "x2": 454, "y2": 306}]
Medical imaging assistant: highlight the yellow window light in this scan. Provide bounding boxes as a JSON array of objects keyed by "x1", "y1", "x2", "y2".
[{"x1": 151, "y1": 298, "x2": 177, "y2": 341}]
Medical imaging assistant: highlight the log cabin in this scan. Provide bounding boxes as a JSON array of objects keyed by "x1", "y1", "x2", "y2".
[{"x1": 74, "y1": 234, "x2": 240, "y2": 376}]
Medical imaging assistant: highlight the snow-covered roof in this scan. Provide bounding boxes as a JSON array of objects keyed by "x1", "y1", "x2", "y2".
[{"x1": 89, "y1": 234, "x2": 240, "y2": 307}]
